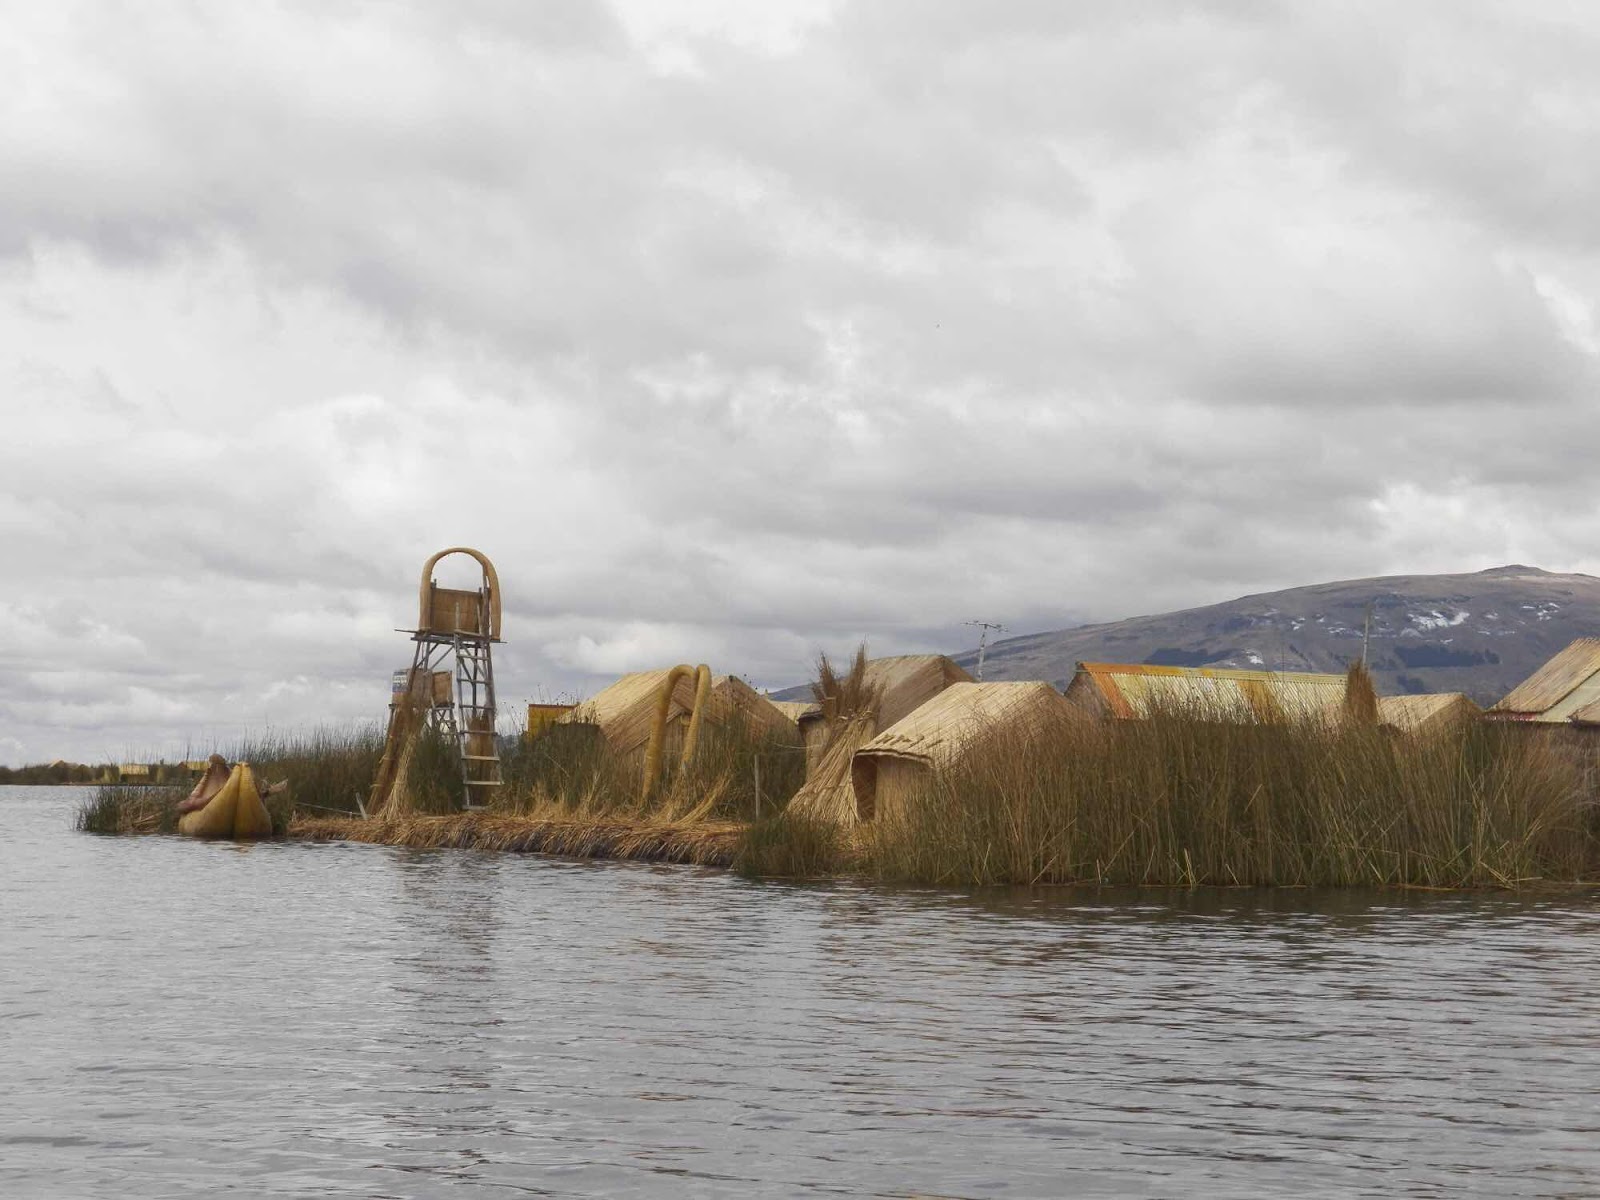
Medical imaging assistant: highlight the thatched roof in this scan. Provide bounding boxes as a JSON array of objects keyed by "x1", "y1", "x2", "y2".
[
  {"x1": 1377, "y1": 692, "x2": 1481, "y2": 734},
  {"x1": 769, "y1": 700, "x2": 818, "y2": 724},
  {"x1": 850, "y1": 682, "x2": 1071, "y2": 821},
  {"x1": 855, "y1": 681, "x2": 1069, "y2": 770},
  {"x1": 560, "y1": 668, "x2": 704, "y2": 758},
  {"x1": 707, "y1": 675, "x2": 800, "y2": 741},
  {"x1": 1488, "y1": 639, "x2": 1600, "y2": 721},
  {"x1": 561, "y1": 668, "x2": 799, "y2": 758},
  {"x1": 1065, "y1": 662, "x2": 1346, "y2": 723},
  {"x1": 796, "y1": 654, "x2": 972, "y2": 732}
]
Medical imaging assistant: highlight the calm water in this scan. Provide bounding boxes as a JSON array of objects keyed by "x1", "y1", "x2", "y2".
[{"x1": 4, "y1": 787, "x2": 1600, "y2": 1198}]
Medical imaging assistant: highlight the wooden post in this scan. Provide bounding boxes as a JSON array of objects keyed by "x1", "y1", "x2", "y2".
[{"x1": 754, "y1": 755, "x2": 762, "y2": 821}]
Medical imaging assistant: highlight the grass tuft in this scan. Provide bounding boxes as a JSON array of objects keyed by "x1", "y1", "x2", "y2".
[
  {"x1": 859, "y1": 708, "x2": 1600, "y2": 888},
  {"x1": 734, "y1": 810, "x2": 850, "y2": 879},
  {"x1": 75, "y1": 785, "x2": 184, "y2": 835}
]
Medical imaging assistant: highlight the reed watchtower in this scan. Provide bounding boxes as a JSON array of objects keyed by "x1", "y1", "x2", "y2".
[{"x1": 403, "y1": 546, "x2": 503, "y2": 807}]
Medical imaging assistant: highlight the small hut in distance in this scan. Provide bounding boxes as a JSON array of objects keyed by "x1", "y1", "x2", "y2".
[
  {"x1": 1376, "y1": 693, "x2": 1482, "y2": 735},
  {"x1": 1064, "y1": 662, "x2": 1348, "y2": 723}
]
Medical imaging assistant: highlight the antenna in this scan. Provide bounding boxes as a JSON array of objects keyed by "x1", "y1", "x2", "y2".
[{"x1": 964, "y1": 620, "x2": 1008, "y2": 681}]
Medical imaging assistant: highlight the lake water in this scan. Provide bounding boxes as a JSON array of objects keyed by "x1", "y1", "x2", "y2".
[{"x1": 4, "y1": 786, "x2": 1600, "y2": 1198}]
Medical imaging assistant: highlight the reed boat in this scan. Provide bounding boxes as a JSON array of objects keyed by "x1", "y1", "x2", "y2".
[{"x1": 177, "y1": 762, "x2": 273, "y2": 839}]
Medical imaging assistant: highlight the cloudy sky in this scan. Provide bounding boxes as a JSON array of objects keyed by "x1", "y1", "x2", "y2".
[{"x1": 5, "y1": 0, "x2": 1600, "y2": 764}]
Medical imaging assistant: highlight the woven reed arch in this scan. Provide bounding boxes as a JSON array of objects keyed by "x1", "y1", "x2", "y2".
[
  {"x1": 640, "y1": 663, "x2": 713, "y2": 801},
  {"x1": 418, "y1": 546, "x2": 502, "y2": 641}
]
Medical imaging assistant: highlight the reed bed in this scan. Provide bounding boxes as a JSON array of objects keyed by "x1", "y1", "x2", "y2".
[
  {"x1": 75, "y1": 785, "x2": 185, "y2": 835},
  {"x1": 291, "y1": 812, "x2": 742, "y2": 866},
  {"x1": 734, "y1": 811, "x2": 851, "y2": 878},
  {"x1": 75, "y1": 683, "x2": 1600, "y2": 891},
  {"x1": 76, "y1": 725, "x2": 396, "y2": 835},
  {"x1": 859, "y1": 706, "x2": 1600, "y2": 888},
  {"x1": 231, "y1": 726, "x2": 386, "y2": 817},
  {"x1": 500, "y1": 716, "x2": 804, "y2": 826}
]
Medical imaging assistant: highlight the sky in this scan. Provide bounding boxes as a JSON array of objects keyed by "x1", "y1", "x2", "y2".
[{"x1": 5, "y1": 0, "x2": 1600, "y2": 764}]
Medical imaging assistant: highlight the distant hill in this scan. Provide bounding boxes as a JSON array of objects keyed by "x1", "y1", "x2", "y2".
[{"x1": 948, "y1": 566, "x2": 1600, "y2": 705}]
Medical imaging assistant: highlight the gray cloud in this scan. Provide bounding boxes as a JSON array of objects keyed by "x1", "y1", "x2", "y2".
[{"x1": 4, "y1": 0, "x2": 1600, "y2": 762}]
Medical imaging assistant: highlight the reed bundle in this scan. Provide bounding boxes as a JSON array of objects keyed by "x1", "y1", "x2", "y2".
[{"x1": 291, "y1": 812, "x2": 742, "y2": 866}]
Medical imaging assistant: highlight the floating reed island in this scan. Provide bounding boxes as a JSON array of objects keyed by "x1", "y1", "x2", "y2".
[
  {"x1": 76, "y1": 648, "x2": 1600, "y2": 889},
  {"x1": 73, "y1": 547, "x2": 1600, "y2": 888}
]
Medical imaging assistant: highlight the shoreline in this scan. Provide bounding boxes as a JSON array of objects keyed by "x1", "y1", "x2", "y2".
[
  {"x1": 283, "y1": 813, "x2": 1600, "y2": 892},
  {"x1": 288, "y1": 812, "x2": 746, "y2": 867}
]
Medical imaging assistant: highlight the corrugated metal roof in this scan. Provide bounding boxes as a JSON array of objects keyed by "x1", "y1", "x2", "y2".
[
  {"x1": 1067, "y1": 662, "x2": 1347, "y2": 722},
  {"x1": 856, "y1": 681, "x2": 1069, "y2": 770},
  {"x1": 1488, "y1": 638, "x2": 1600, "y2": 720},
  {"x1": 1376, "y1": 693, "x2": 1480, "y2": 733}
]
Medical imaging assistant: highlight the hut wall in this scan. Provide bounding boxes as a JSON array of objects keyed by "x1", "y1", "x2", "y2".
[
  {"x1": 801, "y1": 716, "x2": 831, "y2": 776},
  {"x1": 1063, "y1": 672, "x2": 1111, "y2": 718},
  {"x1": 851, "y1": 755, "x2": 930, "y2": 824},
  {"x1": 526, "y1": 703, "x2": 576, "y2": 738}
]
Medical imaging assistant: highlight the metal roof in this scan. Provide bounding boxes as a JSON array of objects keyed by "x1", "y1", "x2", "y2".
[
  {"x1": 1067, "y1": 662, "x2": 1347, "y2": 722},
  {"x1": 1487, "y1": 638, "x2": 1600, "y2": 720}
]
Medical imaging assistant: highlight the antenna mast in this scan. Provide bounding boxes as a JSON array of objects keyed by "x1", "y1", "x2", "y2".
[{"x1": 965, "y1": 620, "x2": 1008, "y2": 681}]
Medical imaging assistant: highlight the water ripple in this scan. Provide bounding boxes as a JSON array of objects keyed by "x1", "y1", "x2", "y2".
[{"x1": 3, "y1": 787, "x2": 1599, "y2": 1198}]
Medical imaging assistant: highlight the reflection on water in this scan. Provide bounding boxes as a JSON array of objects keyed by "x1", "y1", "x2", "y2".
[{"x1": 3, "y1": 786, "x2": 1599, "y2": 1198}]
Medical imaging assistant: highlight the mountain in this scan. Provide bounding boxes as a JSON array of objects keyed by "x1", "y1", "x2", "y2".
[{"x1": 948, "y1": 566, "x2": 1600, "y2": 705}]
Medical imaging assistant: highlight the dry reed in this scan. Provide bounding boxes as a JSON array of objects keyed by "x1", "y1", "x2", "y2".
[
  {"x1": 861, "y1": 704, "x2": 1600, "y2": 888},
  {"x1": 291, "y1": 812, "x2": 742, "y2": 865},
  {"x1": 75, "y1": 785, "x2": 184, "y2": 835}
]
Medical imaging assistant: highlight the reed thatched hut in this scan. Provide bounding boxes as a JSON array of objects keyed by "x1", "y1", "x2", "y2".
[
  {"x1": 560, "y1": 668, "x2": 695, "y2": 760},
  {"x1": 785, "y1": 715, "x2": 875, "y2": 825},
  {"x1": 1486, "y1": 639, "x2": 1600, "y2": 724},
  {"x1": 797, "y1": 654, "x2": 973, "y2": 774},
  {"x1": 714, "y1": 676, "x2": 801, "y2": 741},
  {"x1": 559, "y1": 667, "x2": 797, "y2": 766},
  {"x1": 769, "y1": 700, "x2": 818, "y2": 725},
  {"x1": 1064, "y1": 662, "x2": 1347, "y2": 723},
  {"x1": 849, "y1": 681, "x2": 1073, "y2": 824},
  {"x1": 1376, "y1": 692, "x2": 1481, "y2": 735},
  {"x1": 526, "y1": 703, "x2": 576, "y2": 738}
]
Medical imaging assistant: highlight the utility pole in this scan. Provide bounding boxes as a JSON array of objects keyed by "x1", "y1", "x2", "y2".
[
  {"x1": 1361, "y1": 600, "x2": 1373, "y2": 667},
  {"x1": 965, "y1": 620, "x2": 1008, "y2": 681}
]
